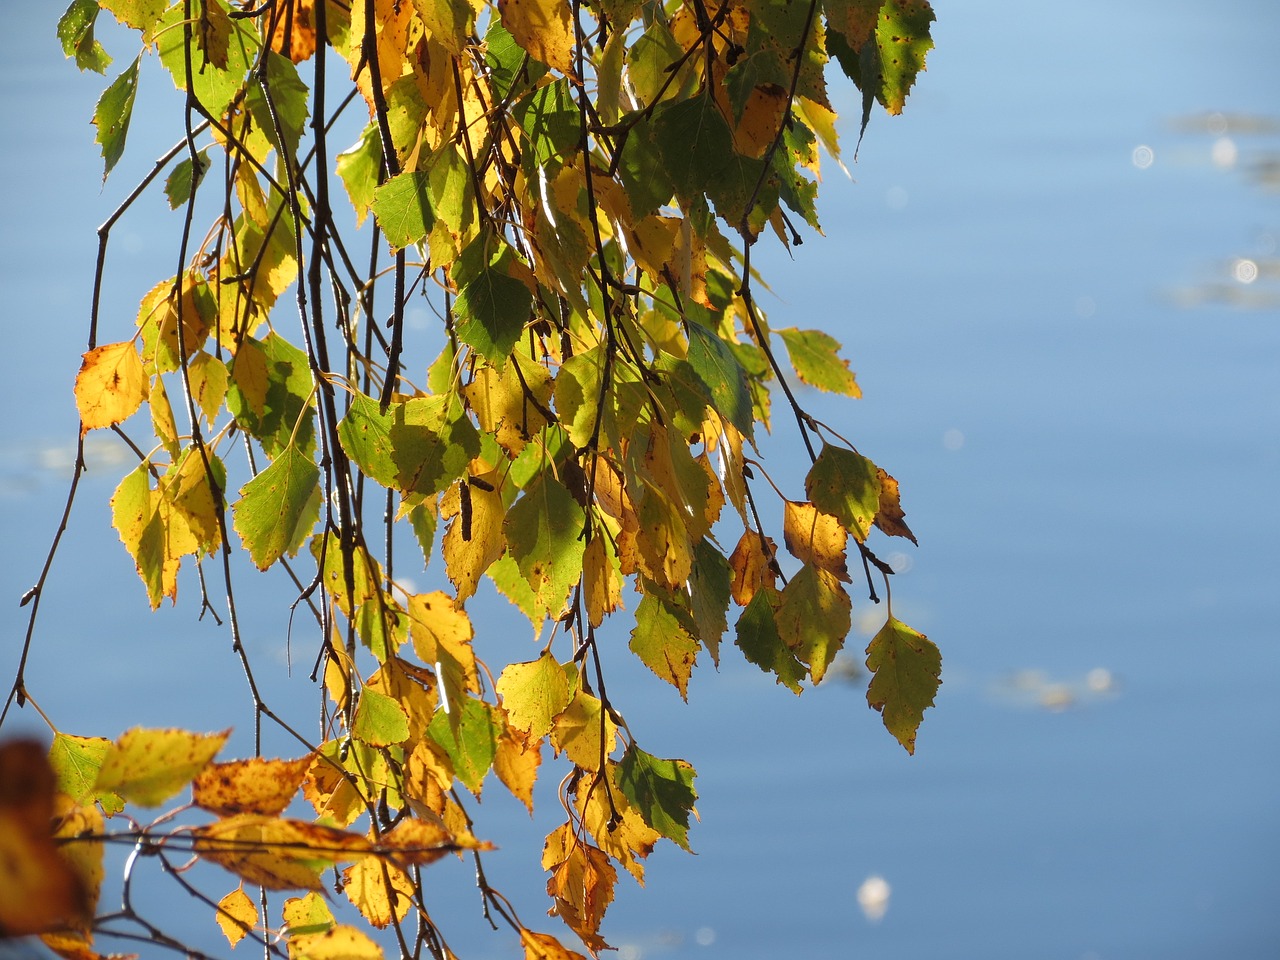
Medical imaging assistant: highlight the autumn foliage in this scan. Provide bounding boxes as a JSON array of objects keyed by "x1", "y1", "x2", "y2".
[{"x1": 5, "y1": 0, "x2": 941, "y2": 956}]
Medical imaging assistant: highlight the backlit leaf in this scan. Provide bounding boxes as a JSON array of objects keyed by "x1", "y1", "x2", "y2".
[
  {"x1": 371, "y1": 171, "x2": 434, "y2": 250},
  {"x1": 778, "y1": 327, "x2": 861, "y2": 397},
  {"x1": 734, "y1": 591, "x2": 805, "y2": 693},
  {"x1": 352, "y1": 688, "x2": 411, "y2": 747},
  {"x1": 58, "y1": 0, "x2": 112, "y2": 73},
  {"x1": 92, "y1": 56, "x2": 139, "y2": 181},
  {"x1": 874, "y1": 466, "x2": 918, "y2": 543},
  {"x1": 232, "y1": 442, "x2": 322, "y2": 570},
  {"x1": 48, "y1": 733, "x2": 122, "y2": 813},
  {"x1": 497, "y1": 654, "x2": 572, "y2": 741},
  {"x1": 616, "y1": 745, "x2": 698, "y2": 851},
  {"x1": 504, "y1": 473, "x2": 586, "y2": 619},
  {"x1": 520, "y1": 930, "x2": 587, "y2": 960},
  {"x1": 782, "y1": 499, "x2": 851, "y2": 582},
  {"x1": 686, "y1": 322, "x2": 755, "y2": 440},
  {"x1": 216, "y1": 886, "x2": 258, "y2": 947},
  {"x1": 629, "y1": 594, "x2": 699, "y2": 700},
  {"x1": 498, "y1": 0, "x2": 575, "y2": 74},
  {"x1": 774, "y1": 564, "x2": 851, "y2": 684},
  {"x1": 865, "y1": 616, "x2": 942, "y2": 754},
  {"x1": 94, "y1": 727, "x2": 229, "y2": 807},
  {"x1": 342, "y1": 856, "x2": 414, "y2": 929},
  {"x1": 194, "y1": 755, "x2": 313, "y2": 817},
  {"x1": 804, "y1": 442, "x2": 881, "y2": 541},
  {"x1": 287, "y1": 923, "x2": 385, "y2": 960},
  {"x1": 164, "y1": 149, "x2": 209, "y2": 209},
  {"x1": 550, "y1": 689, "x2": 615, "y2": 773},
  {"x1": 427, "y1": 697, "x2": 500, "y2": 794},
  {"x1": 542, "y1": 824, "x2": 615, "y2": 954},
  {"x1": 75, "y1": 340, "x2": 147, "y2": 435},
  {"x1": 192, "y1": 814, "x2": 372, "y2": 890}
]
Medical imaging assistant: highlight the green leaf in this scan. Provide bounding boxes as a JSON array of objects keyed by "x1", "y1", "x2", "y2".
[
  {"x1": 337, "y1": 393, "x2": 479, "y2": 498},
  {"x1": 427, "y1": 697, "x2": 500, "y2": 794},
  {"x1": 804, "y1": 442, "x2": 881, "y2": 541},
  {"x1": 246, "y1": 51, "x2": 310, "y2": 159},
  {"x1": 778, "y1": 327, "x2": 860, "y2": 396},
  {"x1": 337, "y1": 123, "x2": 383, "y2": 228},
  {"x1": 352, "y1": 688, "x2": 411, "y2": 747},
  {"x1": 496, "y1": 653, "x2": 572, "y2": 740},
  {"x1": 514, "y1": 78, "x2": 580, "y2": 172},
  {"x1": 164, "y1": 149, "x2": 210, "y2": 210},
  {"x1": 58, "y1": 0, "x2": 112, "y2": 73},
  {"x1": 94, "y1": 727, "x2": 229, "y2": 807},
  {"x1": 454, "y1": 263, "x2": 534, "y2": 363},
  {"x1": 372, "y1": 171, "x2": 434, "y2": 250},
  {"x1": 865, "y1": 616, "x2": 941, "y2": 754},
  {"x1": 49, "y1": 732, "x2": 124, "y2": 814},
  {"x1": 93, "y1": 55, "x2": 140, "y2": 182},
  {"x1": 773, "y1": 564, "x2": 851, "y2": 684},
  {"x1": 616, "y1": 744, "x2": 698, "y2": 851},
  {"x1": 875, "y1": 0, "x2": 935, "y2": 114},
  {"x1": 99, "y1": 0, "x2": 166, "y2": 32},
  {"x1": 686, "y1": 321, "x2": 755, "y2": 439},
  {"x1": 652, "y1": 94, "x2": 733, "y2": 204},
  {"x1": 231, "y1": 442, "x2": 322, "y2": 570},
  {"x1": 226, "y1": 333, "x2": 316, "y2": 459},
  {"x1": 553, "y1": 345, "x2": 647, "y2": 449},
  {"x1": 690, "y1": 538, "x2": 732, "y2": 666},
  {"x1": 629, "y1": 594, "x2": 699, "y2": 700},
  {"x1": 734, "y1": 591, "x2": 805, "y2": 693},
  {"x1": 155, "y1": 0, "x2": 260, "y2": 117},
  {"x1": 503, "y1": 473, "x2": 586, "y2": 620}
]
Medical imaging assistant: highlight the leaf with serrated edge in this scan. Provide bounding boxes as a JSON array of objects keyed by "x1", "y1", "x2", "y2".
[
  {"x1": 75, "y1": 340, "x2": 147, "y2": 434},
  {"x1": 216, "y1": 886, "x2": 258, "y2": 947},
  {"x1": 865, "y1": 616, "x2": 942, "y2": 754},
  {"x1": 94, "y1": 728, "x2": 229, "y2": 807},
  {"x1": 193, "y1": 755, "x2": 312, "y2": 817},
  {"x1": 616, "y1": 744, "x2": 698, "y2": 851},
  {"x1": 497, "y1": 654, "x2": 572, "y2": 740}
]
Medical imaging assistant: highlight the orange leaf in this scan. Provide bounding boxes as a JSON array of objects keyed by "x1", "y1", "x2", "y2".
[
  {"x1": 498, "y1": 0, "x2": 575, "y2": 74},
  {"x1": 193, "y1": 755, "x2": 314, "y2": 817},
  {"x1": 873, "y1": 468, "x2": 918, "y2": 544},
  {"x1": 781, "y1": 500, "x2": 851, "y2": 582},
  {"x1": 74, "y1": 341, "x2": 148, "y2": 435}
]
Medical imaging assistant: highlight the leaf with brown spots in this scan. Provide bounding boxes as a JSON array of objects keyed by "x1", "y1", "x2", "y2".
[{"x1": 193, "y1": 755, "x2": 313, "y2": 817}]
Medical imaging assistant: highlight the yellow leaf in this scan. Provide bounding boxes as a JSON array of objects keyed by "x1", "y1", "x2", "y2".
[
  {"x1": 582, "y1": 532, "x2": 622, "y2": 629},
  {"x1": 781, "y1": 500, "x2": 851, "y2": 582},
  {"x1": 496, "y1": 653, "x2": 571, "y2": 740},
  {"x1": 302, "y1": 741, "x2": 373, "y2": 828},
  {"x1": 727, "y1": 529, "x2": 778, "y2": 606},
  {"x1": 192, "y1": 814, "x2": 373, "y2": 891},
  {"x1": 405, "y1": 591, "x2": 479, "y2": 714},
  {"x1": 149, "y1": 375, "x2": 180, "y2": 458},
  {"x1": 342, "y1": 855, "x2": 414, "y2": 929},
  {"x1": 193, "y1": 755, "x2": 314, "y2": 817},
  {"x1": 731, "y1": 83, "x2": 788, "y2": 158},
  {"x1": 216, "y1": 886, "x2": 259, "y2": 947},
  {"x1": 289, "y1": 923, "x2": 385, "y2": 960},
  {"x1": 94, "y1": 727, "x2": 229, "y2": 808},
  {"x1": 366, "y1": 656, "x2": 439, "y2": 745},
  {"x1": 520, "y1": 929, "x2": 588, "y2": 960},
  {"x1": 51, "y1": 796, "x2": 104, "y2": 932},
  {"x1": 74, "y1": 340, "x2": 148, "y2": 435},
  {"x1": 0, "y1": 741, "x2": 92, "y2": 936},
  {"x1": 282, "y1": 890, "x2": 335, "y2": 937},
  {"x1": 550, "y1": 689, "x2": 615, "y2": 773},
  {"x1": 572, "y1": 764, "x2": 658, "y2": 881},
  {"x1": 37, "y1": 931, "x2": 118, "y2": 960},
  {"x1": 493, "y1": 728, "x2": 541, "y2": 814},
  {"x1": 498, "y1": 0, "x2": 575, "y2": 74},
  {"x1": 441, "y1": 468, "x2": 507, "y2": 600}
]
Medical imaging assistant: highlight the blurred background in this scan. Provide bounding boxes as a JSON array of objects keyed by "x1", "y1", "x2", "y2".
[{"x1": 1, "y1": 1, "x2": 1278, "y2": 958}]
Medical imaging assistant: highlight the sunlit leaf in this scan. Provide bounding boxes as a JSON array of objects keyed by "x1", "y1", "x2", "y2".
[
  {"x1": 616, "y1": 745, "x2": 698, "y2": 851},
  {"x1": 92, "y1": 56, "x2": 139, "y2": 181},
  {"x1": 215, "y1": 886, "x2": 258, "y2": 948},
  {"x1": 75, "y1": 340, "x2": 147, "y2": 435},
  {"x1": 193, "y1": 755, "x2": 313, "y2": 817},
  {"x1": 94, "y1": 727, "x2": 230, "y2": 808},
  {"x1": 58, "y1": 0, "x2": 112, "y2": 73},
  {"x1": 804, "y1": 442, "x2": 881, "y2": 542},
  {"x1": 497, "y1": 654, "x2": 572, "y2": 741},
  {"x1": 865, "y1": 616, "x2": 942, "y2": 754},
  {"x1": 777, "y1": 327, "x2": 861, "y2": 397},
  {"x1": 232, "y1": 442, "x2": 322, "y2": 570},
  {"x1": 498, "y1": 0, "x2": 575, "y2": 73},
  {"x1": 734, "y1": 591, "x2": 805, "y2": 693}
]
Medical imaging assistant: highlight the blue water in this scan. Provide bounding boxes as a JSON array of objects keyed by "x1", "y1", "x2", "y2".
[{"x1": 2, "y1": 2, "x2": 1279, "y2": 959}]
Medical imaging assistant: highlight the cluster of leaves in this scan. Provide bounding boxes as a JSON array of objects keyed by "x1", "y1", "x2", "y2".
[{"x1": 5, "y1": 0, "x2": 941, "y2": 957}]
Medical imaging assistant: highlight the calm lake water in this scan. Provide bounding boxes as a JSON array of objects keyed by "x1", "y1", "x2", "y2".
[{"x1": 2, "y1": 2, "x2": 1278, "y2": 959}]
